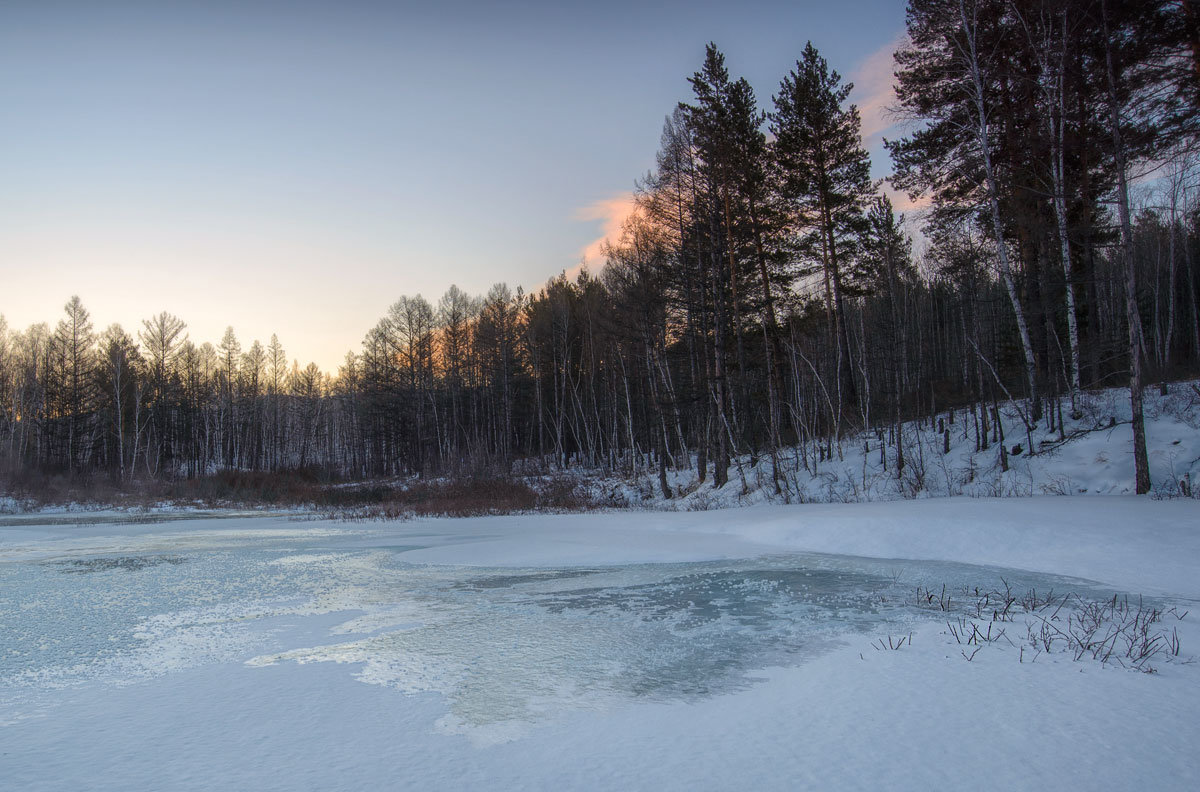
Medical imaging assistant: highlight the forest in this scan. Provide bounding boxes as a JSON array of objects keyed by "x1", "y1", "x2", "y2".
[{"x1": 2, "y1": 0, "x2": 1198, "y2": 499}]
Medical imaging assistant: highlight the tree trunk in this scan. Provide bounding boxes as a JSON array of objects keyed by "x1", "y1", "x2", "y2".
[
  {"x1": 1102, "y1": 0, "x2": 1151, "y2": 494},
  {"x1": 960, "y1": 0, "x2": 1040, "y2": 426}
]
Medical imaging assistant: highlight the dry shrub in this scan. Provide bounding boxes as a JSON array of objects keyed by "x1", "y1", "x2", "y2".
[
  {"x1": 2, "y1": 468, "x2": 118, "y2": 508},
  {"x1": 166, "y1": 468, "x2": 324, "y2": 505},
  {"x1": 389, "y1": 477, "x2": 538, "y2": 517},
  {"x1": 3, "y1": 465, "x2": 609, "y2": 517},
  {"x1": 349, "y1": 475, "x2": 601, "y2": 520},
  {"x1": 2, "y1": 466, "x2": 351, "y2": 510}
]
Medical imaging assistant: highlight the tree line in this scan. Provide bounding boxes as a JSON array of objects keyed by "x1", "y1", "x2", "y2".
[{"x1": 2, "y1": 0, "x2": 1197, "y2": 496}]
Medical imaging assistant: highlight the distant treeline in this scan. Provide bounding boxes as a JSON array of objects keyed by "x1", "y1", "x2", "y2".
[{"x1": 2, "y1": 0, "x2": 1198, "y2": 496}]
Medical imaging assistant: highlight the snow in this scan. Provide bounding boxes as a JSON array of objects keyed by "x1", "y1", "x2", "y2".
[
  {"x1": 641, "y1": 497, "x2": 1200, "y2": 599},
  {"x1": 600, "y1": 379, "x2": 1200, "y2": 509},
  {"x1": 2, "y1": 496, "x2": 1198, "y2": 791}
]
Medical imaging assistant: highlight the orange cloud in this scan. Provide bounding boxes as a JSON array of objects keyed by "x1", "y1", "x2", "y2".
[{"x1": 567, "y1": 192, "x2": 639, "y2": 280}]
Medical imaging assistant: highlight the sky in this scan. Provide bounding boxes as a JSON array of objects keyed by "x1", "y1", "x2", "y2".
[{"x1": 1, "y1": 0, "x2": 910, "y2": 372}]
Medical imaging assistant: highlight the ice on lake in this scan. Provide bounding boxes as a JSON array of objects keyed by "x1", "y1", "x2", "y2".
[{"x1": 0, "y1": 516, "x2": 1131, "y2": 741}]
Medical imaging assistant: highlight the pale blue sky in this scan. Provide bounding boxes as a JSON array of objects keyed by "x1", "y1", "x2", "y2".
[{"x1": 1, "y1": 0, "x2": 907, "y2": 371}]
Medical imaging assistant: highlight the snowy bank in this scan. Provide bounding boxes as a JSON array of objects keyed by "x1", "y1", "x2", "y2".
[{"x1": 594, "y1": 379, "x2": 1200, "y2": 510}]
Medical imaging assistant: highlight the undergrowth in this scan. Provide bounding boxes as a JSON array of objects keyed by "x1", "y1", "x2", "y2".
[{"x1": 0, "y1": 467, "x2": 615, "y2": 517}]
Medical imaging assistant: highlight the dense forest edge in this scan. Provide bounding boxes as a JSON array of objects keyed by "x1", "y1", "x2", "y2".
[{"x1": 3, "y1": 0, "x2": 1199, "y2": 510}]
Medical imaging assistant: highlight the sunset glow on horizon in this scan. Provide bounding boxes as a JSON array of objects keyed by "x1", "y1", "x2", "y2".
[{"x1": 2, "y1": 0, "x2": 908, "y2": 371}]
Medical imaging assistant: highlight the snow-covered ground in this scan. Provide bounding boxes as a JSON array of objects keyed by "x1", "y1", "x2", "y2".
[
  {"x1": 598, "y1": 379, "x2": 1200, "y2": 509},
  {"x1": 2, "y1": 499, "x2": 1198, "y2": 791}
]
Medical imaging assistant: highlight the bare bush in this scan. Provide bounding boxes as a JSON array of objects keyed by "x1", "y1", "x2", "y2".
[{"x1": 927, "y1": 579, "x2": 1188, "y2": 673}]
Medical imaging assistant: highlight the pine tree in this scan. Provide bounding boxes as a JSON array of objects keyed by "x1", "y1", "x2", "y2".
[
  {"x1": 680, "y1": 43, "x2": 762, "y2": 485},
  {"x1": 52, "y1": 296, "x2": 97, "y2": 471},
  {"x1": 267, "y1": 334, "x2": 287, "y2": 470},
  {"x1": 139, "y1": 312, "x2": 187, "y2": 476},
  {"x1": 771, "y1": 42, "x2": 874, "y2": 423},
  {"x1": 217, "y1": 327, "x2": 241, "y2": 467}
]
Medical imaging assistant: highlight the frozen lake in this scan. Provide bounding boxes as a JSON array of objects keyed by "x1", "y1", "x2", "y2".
[
  {"x1": 2, "y1": 504, "x2": 1197, "y2": 791},
  {"x1": 1, "y1": 515, "x2": 1112, "y2": 725}
]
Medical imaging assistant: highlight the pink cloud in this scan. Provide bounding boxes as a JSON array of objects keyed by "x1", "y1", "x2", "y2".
[
  {"x1": 882, "y1": 181, "x2": 932, "y2": 216},
  {"x1": 851, "y1": 36, "x2": 905, "y2": 145}
]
